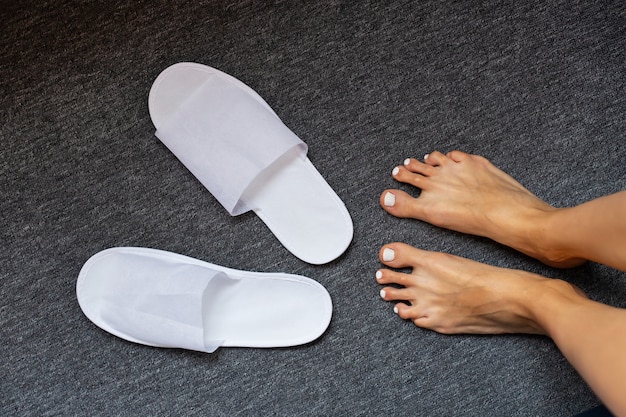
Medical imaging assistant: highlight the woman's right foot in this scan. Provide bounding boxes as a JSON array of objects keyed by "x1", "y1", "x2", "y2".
[{"x1": 380, "y1": 150, "x2": 585, "y2": 268}]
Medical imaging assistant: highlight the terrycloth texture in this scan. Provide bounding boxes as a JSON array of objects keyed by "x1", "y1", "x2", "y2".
[{"x1": 1, "y1": 1, "x2": 625, "y2": 416}]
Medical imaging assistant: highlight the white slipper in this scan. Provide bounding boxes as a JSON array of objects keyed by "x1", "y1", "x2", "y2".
[
  {"x1": 76, "y1": 247, "x2": 333, "y2": 352},
  {"x1": 148, "y1": 63, "x2": 353, "y2": 265}
]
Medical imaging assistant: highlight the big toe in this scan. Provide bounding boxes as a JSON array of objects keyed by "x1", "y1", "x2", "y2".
[
  {"x1": 380, "y1": 189, "x2": 424, "y2": 219},
  {"x1": 379, "y1": 242, "x2": 425, "y2": 269}
]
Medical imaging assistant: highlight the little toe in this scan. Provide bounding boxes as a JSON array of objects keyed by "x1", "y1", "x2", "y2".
[
  {"x1": 394, "y1": 303, "x2": 421, "y2": 321},
  {"x1": 394, "y1": 305, "x2": 435, "y2": 329}
]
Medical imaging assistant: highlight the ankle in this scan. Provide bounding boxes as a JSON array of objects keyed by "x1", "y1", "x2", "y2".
[
  {"x1": 500, "y1": 205, "x2": 566, "y2": 266},
  {"x1": 538, "y1": 208, "x2": 586, "y2": 267},
  {"x1": 499, "y1": 272, "x2": 563, "y2": 335},
  {"x1": 526, "y1": 277, "x2": 590, "y2": 338},
  {"x1": 501, "y1": 206, "x2": 585, "y2": 268}
]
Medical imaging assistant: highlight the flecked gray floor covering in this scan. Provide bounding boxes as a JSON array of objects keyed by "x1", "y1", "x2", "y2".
[{"x1": 2, "y1": 1, "x2": 625, "y2": 415}]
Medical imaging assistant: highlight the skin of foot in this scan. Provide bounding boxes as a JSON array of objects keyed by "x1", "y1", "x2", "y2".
[
  {"x1": 376, "y1": 242, "x2": 587, "y2": 335},
  {"x1": 377, "y1": 242, "x2": 626, "y2": 416},
  {"x1": 380, "y1": 150, "x2": 586, "y2": 268},
  {"x1": 377, "y1": 150, "x2": 626, "y2": 414}
]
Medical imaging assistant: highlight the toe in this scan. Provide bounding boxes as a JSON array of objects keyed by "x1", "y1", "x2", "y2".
[
  {"x1": 424, "y1": 151, "x2": 449, "y2": 167},
  {"x1": 446, "y1": 150, "x2": 470, "y2": 162},
  {"x1": 375, "y1": 268, "x2": 415, "y2": 287},
  {"x1": 380, "y1": 189, "x2": 425, "y2": 219},
  {"x1": 391, "y1": 165, "x2": 430, "y2": 188},
  {"x1": 380, "y1": 189, "x2": 397, "y2": 208},
  {"x1": 398, "y1": 306, "x2": 437, "y2": 330},
  {"x1": 379, "y1": 286, "x2": 410, "y2": 302},
  {"x1": 394, "y1": 303, "x2": 410, "y2": 319},
  {"x1": 395, "y1": 303, "x2": 421, "y2": 321},
  {"x1": 379, "y1": 242, "x2": 424, "y2": 269},
  {"x1": 403, "y1": 158, "x2": 436, "y2": 177},
  {"x1": 379, "y1": 245, "x2": 398, "y2": 265}
]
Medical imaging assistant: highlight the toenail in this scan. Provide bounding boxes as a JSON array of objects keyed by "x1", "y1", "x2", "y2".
[
  {"x1": 382, "y1": 248, "x2": 395, "y2": 262},
  {"x1": 383, "y1": 192, "x2": 395, "y2": 207},
  {"x1": 379, "y1": 289, "x2": 386, "y2": 299},
  {"x1": 424, "y1": 153, "x2": 429, "y2": 160},
  {"x1": 393, "y1": 306, "x2": 399, "y2": 314},
  {"x1": 392, "y1": 166, "x2": 400, "y2": 176},
  {"x1": 376, "y1": 270, "x2": 383, "y2": 280},
  {"x1": 403, "y1": 158, "x2": 410, "y2": 166}
]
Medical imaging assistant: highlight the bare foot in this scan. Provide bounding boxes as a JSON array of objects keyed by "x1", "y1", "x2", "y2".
[
  {"x1": 380, "y1": 150, "x2": 585, "y2": 268},
  {"x1": 377, "y1": 243, "x2": 587, "y2": 335}
]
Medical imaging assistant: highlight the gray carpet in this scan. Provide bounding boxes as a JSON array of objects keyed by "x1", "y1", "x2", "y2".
[{"x1": 2, "y1": 1, "x2": 625, "y2": 415}]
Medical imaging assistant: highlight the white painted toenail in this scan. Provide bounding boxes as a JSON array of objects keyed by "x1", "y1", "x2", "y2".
[
  {"x1": 383, "y1": 192, "x2": 395, "y2": 207},
  {"x1": 403, "y1": 158, "x2": 410, "y2": 166},
  {"x1": 393, "y1": 306, "x2": 399, "y2": 314},
  {"x1": 379, "y1": 289, "x2": 386, "y2": 299},
  {"x1": 376, "y1": 270, "x2": 383, "y2": 280},
  {"x1": 424, "y1": 153, "x2": 430, "y2": 160},
  {"x1": 382, "y1": 248, "x2": 395, "y2": 262},
  {"x1": 392, "y1": 166, "x2": 400, "y2": 176}
]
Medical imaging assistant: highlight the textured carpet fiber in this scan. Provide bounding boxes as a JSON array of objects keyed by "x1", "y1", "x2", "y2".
[{"x1": 1, "y1": 1, "x2": 625, "y2": 415}]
